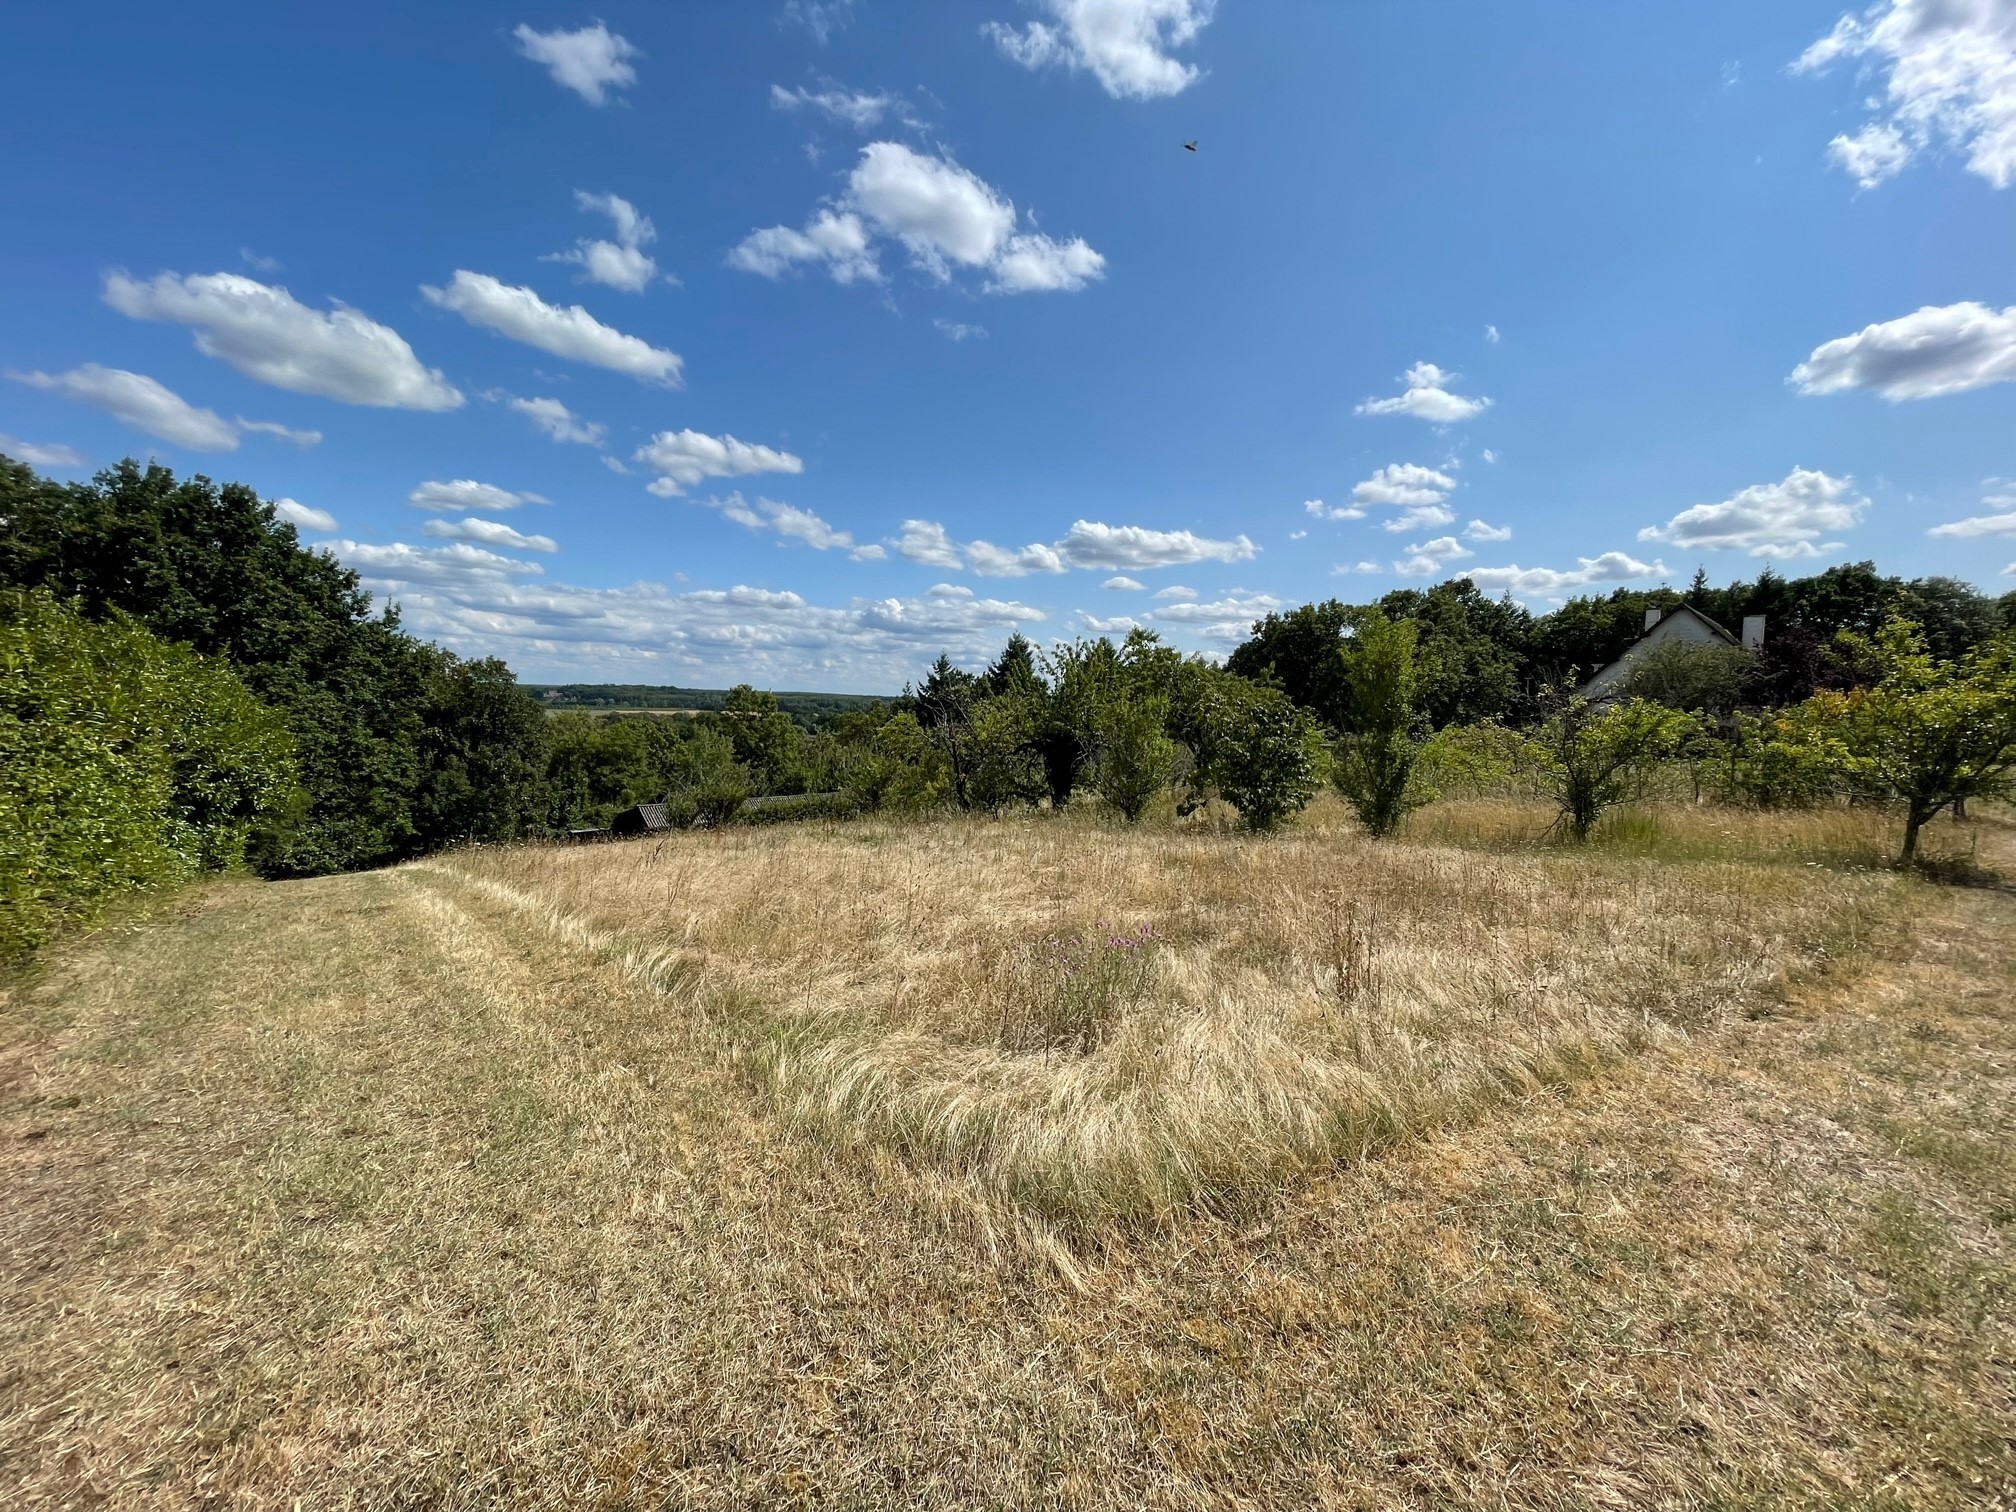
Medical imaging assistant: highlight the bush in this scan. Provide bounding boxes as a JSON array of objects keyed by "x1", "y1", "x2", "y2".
[
  {"x1": 1, "y1": 589, "x2": 295, "y2": 963},
  {"x1": 662, "y1": 727, "x2": 750, "y2": 828},
  {"x1": 842, "y1": 712, "x2": 951, "y2": 814},
  {"x1": 964, "y1": 693, "x2": 1049, "y2": 813},
  {"x1": 1532, "y1": 694, "x2": 1696, "y2": 841},
  {"x1": 733, "y1": 792, "x2": 858, "y2": 826},
  {"x1": 1413, "y1": 721, "x2": 1536, "y2": 799},
  {"x1": 1331, "y1": 610, "x2": 1428, "y2": 837},
  {"x1": 1092, "y1": 693, "x2": 1176, "y2": 822},
  {"x1": 1183, "y1": 672, "x2": 1328, "y2": 833}
]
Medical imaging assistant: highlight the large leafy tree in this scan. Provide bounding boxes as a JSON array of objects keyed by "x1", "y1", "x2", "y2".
[
  {"x1": 1817, "y1": 619, "x2": 2016, "y2": 863},
  {"x1": 0, "y1": 455, "x2": 557, "y2": 873}
]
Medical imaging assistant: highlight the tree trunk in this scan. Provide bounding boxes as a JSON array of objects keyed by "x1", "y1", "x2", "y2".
[
  {"x1": 1953, "y1": 795, "x2": 1969, "y2": 822},
  {"x1": 1900, "y1": 811, "x2": 1924, "y2": 865}
]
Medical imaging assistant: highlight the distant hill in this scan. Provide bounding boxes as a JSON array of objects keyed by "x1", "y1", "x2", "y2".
[{"x1": 525, "y1": 683, "x2": 892, "y2": 724}]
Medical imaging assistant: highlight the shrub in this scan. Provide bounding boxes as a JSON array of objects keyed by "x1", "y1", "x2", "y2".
[
  {"x1": 1809, "y1": 618, "x2": 2016, "y2": 863},
  {"x1": 1532, "y1": 694, "x2": 1696, "y2": 841},
  {"x1": 1413, "y1": 720, "x2": 1536, "y2": 799},
  {"x1": 964, "y1": 693, "x2": 1049, "y2": 813},
  {"x1": 842, "y1": 712, "x2": 951, "y2": 813},
  {"x1": 1331, "y1": 610, "x2": 1428, "y2": 837},
  {"x1": 1092, "y1": 693, "x2": 1176, "y2": 822},
  {"x1": 1184, "y1": 672, "x2": 1328, "y2": 832},
  {"x1": 662, "y1": 727, "x2": 750, "y2": 828},
  {"x1": 1, "y1": 588, "x2": 295, "y2": 963}
]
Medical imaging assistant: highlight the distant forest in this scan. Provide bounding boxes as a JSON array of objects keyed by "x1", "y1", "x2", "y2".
[{"x1": 527, "y1": 684, "x2": 890, "y2": 725}]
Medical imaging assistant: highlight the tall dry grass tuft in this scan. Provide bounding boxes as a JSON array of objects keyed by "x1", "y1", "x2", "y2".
[{"x1": 434, "y1": 798, "x2": 1904, "y2": 1227}]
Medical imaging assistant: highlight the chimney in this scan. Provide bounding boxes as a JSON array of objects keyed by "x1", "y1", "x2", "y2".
[
  {"x1": 1742, "y1": 614, "x2": 1766, "y2": 652},
  {"x1": 1644, "y1": 607, "x2": 1663, "y2": 632}
]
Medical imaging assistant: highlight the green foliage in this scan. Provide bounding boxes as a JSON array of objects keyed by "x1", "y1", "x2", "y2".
[
  {"x1": 733, "y1": 791, "x2": 857, "y2": 826},
  {"x1": 842, "y1": 712, "x2": 951, "y2": 813},
  {"x1": 714, "y1": 684, "x2": 805, "y2": 795},
  {"x1": 1331, "y1": 610, "x2": 1428, "y2": 837},
  {"x1": 1532, "y1": 695, "x2": 1696, "y2": 841},
  {"x1": 1715, "y1": 706, "x2": 1853, "y2": 809},
  {"x1": 1807, "y1": 618, "x2": 2016, "y2": 862},
  {"x1": 1, "y1": 589, "x2": 295, "y2": 962},
  {"x1": 1, "y1": 456, "x2": 450, "y2": 874},
  {"x1": 662, "y1": 727, "x2": 750, "y2": 828},
  {"x1": 1092, "y1": 693, "x2": 1176, "y2": 822},
  {"x1": 1622, "y1": 639, "x2": 1759, "y2": 717},
  {"x1": 1185, "y1": 672, "x2": 1328, "y2": 832},
  {"x1": 412, "y1": 655, "x2": 550, "y2": 848},
  {"x1": 1413, "y1": 721, "x2": 1534, "y2": 799},
  {"x1": 965, "y1": 693, "x2": 1050, "y2": 813}
]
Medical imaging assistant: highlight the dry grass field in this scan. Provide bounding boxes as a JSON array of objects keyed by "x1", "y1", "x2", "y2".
[{"x1": 3, "y1": 798, "x2": 2013, "y2": 1508}]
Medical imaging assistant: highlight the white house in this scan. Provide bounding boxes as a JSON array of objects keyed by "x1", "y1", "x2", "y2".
[{"x1": 1583, "y1": 605, "x2": 1764, "y2": 701}]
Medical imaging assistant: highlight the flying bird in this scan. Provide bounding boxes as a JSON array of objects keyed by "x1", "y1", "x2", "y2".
[{"x1": 1183, "y1": 140, "x2": 1197, "y2": 152}]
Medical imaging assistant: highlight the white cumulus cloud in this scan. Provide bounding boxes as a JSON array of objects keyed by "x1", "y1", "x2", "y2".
[
  {"x1": 506, "y1": 395, "x2": 607, "y2": 446},
  {"x1": 1394, "y1": 536, "x2": 1473, "y2": 576},
  {"x1": 0, "y1": 435, "x2": 86, "y2": 468},
  {"x1": 408, "y1": 479, "x2": 550, "y2": 512},
  {"x1": 1790, "y1": 301, "x2": 2016, "y2": 399},
  {"x1": 732, "y1": 142, "x2": 1103, "y2": 296},
  {"x1": 983, "y1": 0, "x2": 1216, "y2": 100},
  {"x1": 10, "y1": 365, "x2": 240, "y2": 451},
  {"x1": 513, "y1": 22, "x2": 640, "y2": 106},
  {"x1": 704, "y1": 492, "x2": 858, "y2": 552},
  {"x1": 1464, "y1": 519, "x2": 1513, "y2": 542},
  {"x1": 1103, "y1": 575, "x2": 1145, "y2": 591},
  {"x1": 1464, "y1": 552, "x2": 1667, "y2": 599},
  {"x1": 1383, "y1": 504, "x2": 1457, "y2": 533},
  {"x1": 892, "y1": 519, "x2": 964, "y2": 568},
  {"x1": 1304, "y1": 498, "x2": 1365, "y2": 521},
  {"x1": 1638, "y1": 467, "x2": 1868, "y2": 557},
  {"x1": 545, "y1": 191, "x2": 663, "y2": 293},
  {"x1": 633, "y1": 430, "x2": 804, "y2": 496},
  {"x1": 422, "y1": 271, "x2": 683, "y2": 386},
  {"x1": 1792, "y1": 0, "x2": 2016, "y2": 189},
  {"x1": 729, "y1": 210, "x2": 882, "y2": 284},
  {"x1": 1351, "y1": 462, "x2": 1457, "y2": 508},
  {"x1": 104, "y1": 271, "x2": 462, "y2": 410},
  {"x1": 422, "y1": 516, "x2": 559, "y2": 553},
  {"x1": 273, "y1": 498, "x2": 337, "y2": 533},
  {"x1": 1356, "y1": 362, "x2": 1493, "y2": 423}
]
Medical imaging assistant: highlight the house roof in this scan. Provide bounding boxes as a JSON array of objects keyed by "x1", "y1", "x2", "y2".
[{"x1": 1583, "y1": 604, "x2": 1740, "y2": 699}]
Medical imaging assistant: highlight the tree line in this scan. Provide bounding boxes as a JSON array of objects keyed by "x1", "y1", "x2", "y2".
[{"x1": 6, "y1": 452, "x2": 2016, "y2": 963}]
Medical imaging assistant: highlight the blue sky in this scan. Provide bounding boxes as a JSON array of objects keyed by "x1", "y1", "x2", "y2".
[{"x1": 4, "y1": 0, "x2": 2015, "y2": 690}]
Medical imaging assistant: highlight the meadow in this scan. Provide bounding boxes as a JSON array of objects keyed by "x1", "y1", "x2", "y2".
[{"x1": 3, "y1": 797, "x2": 2012, "y2": 1508}]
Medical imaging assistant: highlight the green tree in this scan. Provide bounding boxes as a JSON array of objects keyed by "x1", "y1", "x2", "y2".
[
  {"x1": 1185, "y1": 671, "x2": 1327, "y2": 832},
  {"x1": 412, "y1": 654, "x2": 550, "y2": 848},
  {"x1": 1815, "y1": 619, "x2": 2016, "y2": 863},
  {"x1": 964, "y1": 693, "x2": 1049, "y2": 813},
  {"x1": 1224, "y1": 599, "x2": 1356, "y2": 726},
  {"x1": 663, "y1": 727, "x2": 750, "y2": 827},
  {"x1": 1533, "y1": 694, "x2": 1694, "y2": 841},
  {"x1": 2, "y1": 589, "x2": 295, "y2": 962},
  {"x1": 1621, "y1": 638, "x2": 1759, "y2": 718},
  {"x1": 0, "y1": 456, "x2": 440, "y2": 873},
  {"x1": 842, "y1": 712, "x2": 950, "y2": 812},
  {"x1": 1331, "y1": 610, "x2": 1428, "y2": 836},
  {"x1": 910, "y1": 655, "x2": 984, "y2": 808},
  {"x1": 1092, "y1": 693, "x2": 1176, "y2": 822},
  {"x1": 716, "y1": 685, "x2": 803, "y2": 794}
]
